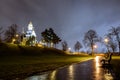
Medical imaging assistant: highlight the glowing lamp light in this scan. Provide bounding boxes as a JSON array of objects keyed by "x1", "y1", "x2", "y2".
[
  {"x1": 104, "y1": 38, "x2": 109, "y2": 43},
  {"x1": 12, "y1": 39, "x2": 16, "y2": 42},
  {"x1": 16, "y1": 34, "x2": 19, "y2": 37},
  {"x1": 93, "y1": 45, "x2": 97, "y2": 49},
  {"x1": 68, "y1": 47, "x2": 71, "y2": 51},
  {"x1": 11, "y1": 38, "x2": 16, "y2": 44}
]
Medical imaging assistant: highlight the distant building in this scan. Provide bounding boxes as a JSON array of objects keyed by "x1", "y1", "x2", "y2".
[
  {"x1": 26, "y1": 21, "x2": 36, "y2": 38},
  {"x1": 21, "y1": 21, "x2": 37, "y2": 46}
]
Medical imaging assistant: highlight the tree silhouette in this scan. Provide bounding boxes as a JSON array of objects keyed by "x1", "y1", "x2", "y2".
[
  {"x1": 26, "y1": 36, "x2": 35, "y2": 46},
  {"x1": 74, "y1": 41, "x2": 82, "y2": 53},
  {"x1": 105, "y1": 34, "x2": 117, "y2": 53},
  {"x1": 62, "y1": 41, "x2": 68, "y2": 51},
  {"x1": 41, "y1": 29, "x2": 49, "y2": 46},
  {"x1": 83, "y1": 29, "x2": 100, "y2": 55},
  {"x1": 4, "y1": 24, "x2": 18, "y2": 43},
  {"x1": 41, "y1": 28, "x2": 61, "y2": 47},
  {"x1": 109, "y1": 27, "x2": 120, "y2": 54}
]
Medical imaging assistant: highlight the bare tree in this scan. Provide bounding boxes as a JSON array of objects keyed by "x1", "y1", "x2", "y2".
[
  {"x1": 105, "y1": 33, "x2": 117, "y2": 53},
  {"x1": 61, "y1": 41, "x2": 68, "y2": 51},
  {"x1": 109, "y1": 27, "x2": 120, "y2": 54},
  {"x1": 83, "y1": 29, "x2": 100, "y2": 55},
  {"x1": 4, "y1": 24, "x2": 18, "y2": 43},
  {"x1": 74, "y1": 41, "x2": 82, "y2": 53}
]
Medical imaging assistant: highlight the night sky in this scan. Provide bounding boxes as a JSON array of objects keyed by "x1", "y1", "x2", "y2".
[{"x1": 1, "y1": 0, "x2": 120, "y2": 52}]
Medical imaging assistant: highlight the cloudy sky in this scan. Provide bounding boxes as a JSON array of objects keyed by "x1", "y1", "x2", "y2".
[{"x1": 0, "y1": 0, "x2": 120, "y2": 51}]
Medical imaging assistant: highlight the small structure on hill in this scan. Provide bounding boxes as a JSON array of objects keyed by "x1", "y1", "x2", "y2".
[{"x1": 21, "y1": 21, "x2": 37, "y2": 46}]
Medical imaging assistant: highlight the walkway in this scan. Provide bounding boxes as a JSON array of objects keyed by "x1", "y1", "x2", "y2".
[{"x1": 25, "y1": 56, "x2": 115, "y2": 80}]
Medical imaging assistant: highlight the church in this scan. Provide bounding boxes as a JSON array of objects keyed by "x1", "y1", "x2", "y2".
[{"x1": 21, "y1": 21, "x2": 37, "y2": 46}]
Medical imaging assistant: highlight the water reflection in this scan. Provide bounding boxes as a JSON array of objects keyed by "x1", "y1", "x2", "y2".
[
  {"x1": 94, "y1": 56, "x2": 101, "y2": 80},
  {"x1": 95, "y1": 56, "x2": 114, "y2": 80},
  {"x1": 25, "y1": 70, "x2": 58, "y2": 80},
  {"x1": 68, "y1": 65, "x2": 74, "y2": 80},
  {"x1": 49, "y1": 70, "x2": 57, "y2": 80},
  {"x1": 95, "y1": 56, "x2": 100, "y2": 76},
  {"x1": 25, "y1": 74, "x2": 48, "y2": 80},
  {"x1": 103, "y1": 64, "x2": 114, "y2": 80},
  {"x1": 25, "y1": 56, "x2": 114, "y2": 80}
]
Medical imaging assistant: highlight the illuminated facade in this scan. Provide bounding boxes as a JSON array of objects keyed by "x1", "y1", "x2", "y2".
[
  {"x1": 26, "y1": 21, "x2": 36, "y2": 38},
  {"x1": 21, "y1": 21, "x2": 37, "y2": 46}
]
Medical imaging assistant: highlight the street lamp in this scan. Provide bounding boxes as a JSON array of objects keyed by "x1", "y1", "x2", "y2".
[
  {"x1": 104, "y1": 38, "x2": 110, "y2": 53},
  {"x1": 12, "y1": 38, "x2": 16, "y2": 44},
  {"x1": 93, "y1": 45, "x2": 97, "y2": 53},
  {"x1": 16, "y1": 34, "x2": 19, "y2": 37},
  {"x1": 104, "y1": 38, "x2": 109, "y2": 43},
  {"x1": 68, "y1": 47, "x2": 71, "y2": 51},
  {"x1": 93, "y1": 45, "x2": 97, "y2": 49}
]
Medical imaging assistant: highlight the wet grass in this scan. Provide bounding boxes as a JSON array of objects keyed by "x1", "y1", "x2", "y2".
[
  {"x1": 111, "y1": 56, "x2": 120, "y2": 79},
  {"x1": 0, "y1": 43, "x2": 92, "y2": 79},
  {"x1": 0, "y1": 55, "x2": 92, "y2": 79}
]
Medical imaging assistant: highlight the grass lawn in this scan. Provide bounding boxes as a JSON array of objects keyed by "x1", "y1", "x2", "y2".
[
  {"x1": 0, "y1": 43, "x2": 93, "y2": 79},
  {"x1": 111, "y1": 56, "x2": 120, "y2": 79},
  {"x1": 0, "y1": 55, "x2": 92, "y2": 79}
]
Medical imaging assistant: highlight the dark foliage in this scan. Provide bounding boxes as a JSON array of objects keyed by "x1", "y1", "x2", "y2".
[
  {"x1": 105, "y1": 34, "x2": 117, "y2": 53},
  {"x1": 4, "y1": 24, "x2": 18, "y2": 43},
  {"x1": 109, "y1": 27, "x2": 120, "y2": 54},
  {"x1": 41, "y1": 28, "x2": 61, "y2": 47},
  {"x1": 74, "y1": 41, "x2": 82, "y2": 52},
  {"x1": 26, "y1": 36, "x2": 36, "y2": 46},
  {"x1": 62, "y1": 41, "x2": 68, "y2": 51},
  {"x1": 83, "y1": 29, "x2": 101, "y2": 54}
]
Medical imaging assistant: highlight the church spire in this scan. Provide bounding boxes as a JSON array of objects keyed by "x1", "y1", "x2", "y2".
[
  {"x1": 28, "y1": 21, "x2": 33, "y2": 30},
  {"x1": 26, "y1": 21, "x2": 37, "y2": 37}
]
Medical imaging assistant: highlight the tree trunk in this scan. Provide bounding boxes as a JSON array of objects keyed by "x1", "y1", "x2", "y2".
[
  {"x1": 91, "y1": 46, "x2": 94, "y2": 56},
  {"x1": 119, "y1": 42, "x2": 120, "y2": 55}
]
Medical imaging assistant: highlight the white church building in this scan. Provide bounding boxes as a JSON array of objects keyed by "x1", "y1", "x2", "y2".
[
  {"x1": 26, "y1": 21, "x2": 36, "y2": 38},
  {"x1": 21, "y1": 21, "x2": 37, "y2": 46}
]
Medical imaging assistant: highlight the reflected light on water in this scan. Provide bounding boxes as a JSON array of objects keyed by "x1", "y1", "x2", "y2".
[
  {"x1": 94, "y1": 56, "x2": 114, "y2": 80},
  {"x1": 49, "y1": 70, "x2": 57, "y2": 80},
  {"x1": 25, "y1": 74, "x2": 48, "y2": 80},
  {"x1": 95, "y1": 56, "x2": 100, "y2": 74},
  {"x1": 95, "y1": 56, "x2": 100, "y2": 68},
  {"x1": 94, "y1": 56, "x2": 101, "y2": 79},
  {"x1": 68, "y1": 65, "x2": 74, "y2": 80}
]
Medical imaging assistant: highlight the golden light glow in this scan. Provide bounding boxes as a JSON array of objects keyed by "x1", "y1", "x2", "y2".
[
  {"x1": 13, "y1": 39, "x2": 16, "y2": 42},
  {"x1": 95, "y1": 56, "x2": 101, "y2": 79},
  {"x1": 95, "y1": 56, "x2": 100, "y2": 68},
  {"x1": 93, "y1": 45, "x2": 97, "y2": 49},
  {"x1": 68, "y1": 65, "x2": 74, "y2": 80},
  {"x1": 104, "y1": 38, "x2": 109, "y2": 43},
  {"x1": 50, "y1": 70, "x2": 57, "y2": 80},
  {"x1": 16, "y1": 34, "x2": 19, "y2": 37},
  {"x1": 12, "y1": 38, "x2": 16, "y2": 44},
  {"x1": 68, "y1": 47, "x2": 71, "y2": 51}
]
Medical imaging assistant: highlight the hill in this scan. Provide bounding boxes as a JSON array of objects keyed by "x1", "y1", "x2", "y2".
[
  {"x1": 0, "y1": 43, "x2": 92, "y2": 79},
  {"x1": 0, "y1": 43, "x2": 66, "y2": 56}
]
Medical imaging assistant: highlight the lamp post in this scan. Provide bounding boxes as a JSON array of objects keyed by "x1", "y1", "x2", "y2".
[
  {"x1": 15, "y1": 34, "x2": 19, "y2": 44},
  {"x1": 68, "y1": 47, "x2": 71, "y2": 54},
  {"x1": 93, "y1": 45, "x2": 97, "y2": 49},
  {"x1": 93, "y1": 44, "x2": 97, "y2": 55},
  {"x1": 12, "y1": 38, "x2": 16, "y2": 44},
  {"x1": 104, "y1": 38, "x2": 109, "y2": 53},
  {"x1": 104, "y1": 38, "x2": 109, "y2": 43},
  {"x1": 16, "y1": 34, "x2": 19, "y2": 37},
  {"x1": 68, "y1": 47, "x2": 71, "y2": 52}
]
